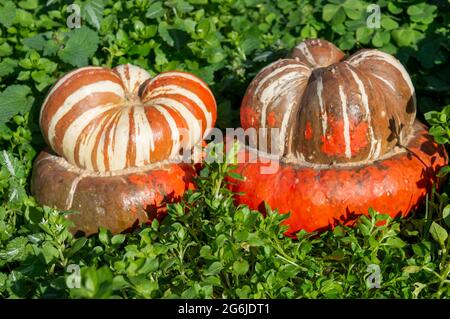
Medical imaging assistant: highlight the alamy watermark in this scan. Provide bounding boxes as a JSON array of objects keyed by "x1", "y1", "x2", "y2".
[
  {"x1": 366, "y1": 4, "x2": 381, "y2": 29},
  {"x1": 66, "y1": 264, "x2": 81, "y2": 289},
  {"x1": 47, "y1": 1, "x2": 100, "y2": 30},
  {"x1": 366, "y1": 264, "x2": 382, "y2": 289}
]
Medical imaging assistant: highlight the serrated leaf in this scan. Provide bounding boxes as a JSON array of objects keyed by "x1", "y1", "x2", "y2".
[
  {"x1": 154, "y1": 47, "x2": 168, "y2": 65},
  {"x1": 0, "y1": 58, "x2": 17, "y2": 77},
  {"x1": 0, "y1": 1, "x2": 16, "y2": 28},
  {"x1": 0, "y1": 85, "x2": 34, "y2": 125},
  {"x1": 0, "y1": 150, "x2": 17, "y2": 177},
  {"x1": 240, "y1": 27, "x2": 260, "y2": 55},
  {"x1": 80, "y1": 0, "x2": 104, "y2": 30},
  {"x1": 23, "y1": 34, "x2": 47, "y2": 51},
  {"x1": 0, "y1": 236, "x2": 28, "y2": 262},
  {"x1": 59, "y1": 27, "x2": 99, "y2": 67},
  {"x1": 23, "y1": 34, "x2": 59, "y2": 57},
  {"x1": 0, "y1": 42, "x2": 12, "y2": 57},
  {"x1": 41, "y1": 242, "x2": 60, "y2": 264}
]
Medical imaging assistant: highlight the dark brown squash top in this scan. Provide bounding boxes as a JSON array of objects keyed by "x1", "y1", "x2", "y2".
[{"x1": 241, "y1": 39, "x2": 416, "y2": 165}]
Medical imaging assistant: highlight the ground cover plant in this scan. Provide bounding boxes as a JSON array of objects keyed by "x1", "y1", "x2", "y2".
[{"x1": 0, "y1": 0, "x2": 449, "y2": 298}]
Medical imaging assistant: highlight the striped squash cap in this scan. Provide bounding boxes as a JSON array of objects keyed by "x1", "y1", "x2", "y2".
[
  {"x1": 241, "y1": 39, "x2": 416, "y2": 164},
  {"x1": 39, "y1": 64, "x2": 217, "y2": 172}
]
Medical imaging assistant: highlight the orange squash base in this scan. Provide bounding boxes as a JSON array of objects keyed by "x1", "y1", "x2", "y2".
[
  {"x1": 31, "y1": 150, "x2": 196, "y2": 235},
  {"x1": 227, "y1": 121, "x2": 447, "y2": 237}
]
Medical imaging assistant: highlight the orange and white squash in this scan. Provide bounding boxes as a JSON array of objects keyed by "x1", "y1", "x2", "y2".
[{"x1": 32, "y1": 64, "x2": 216, "y2": 235}]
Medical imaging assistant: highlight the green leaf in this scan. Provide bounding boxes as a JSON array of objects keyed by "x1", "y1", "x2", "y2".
[
  {"x1": 372, "y1": 31, "x2": 390, "y2": 47},
  {"x1": 331, "y1": 7, "x2": 346, "y2": 26},
  {"x1": 204, "y1": 261, "x2": 222, "y2": 276},
  {"x1": 14, "y1": 7, "x2": 33, "y2": 27},
  {"x1": 158, "y1": 21, "x2": 174, "y2": 46},
  {"x1": 320, "y1": 279, "x2": 343, "y2": 298},
  {"x1": 437, "y1": 166, "x2": 450, "y2": 178},
  {"x1": 166, "y1": 0, "x2": 193, "y2": 14},
  {"x1": 146, "y1": 1, "x2": 165, "y2": 19},
  {"x1": 429, "y1": 222, "x2": 448, "y2": 246},
  {"x1": 58, "y1": 27, "x2": 99, "y2": 67},
  {"x1": 233, "y1": 260, "x2": 249, "y2": 275},
  {"x1": 111, "y1": 234, "x2": 125, "y2": 245},
  {"x1": 80, "y1": 0, "x2": 104, "y2": 30},
  {"x1": 41, "y1": 242, "x2": 60, "y2": 264},
  {"x1": 385, "y1": 237, "x2": 406, "y2": 249},
  {"x1": 98, "y1": 227, "x2": 109, "y2": 245},
  {"x1": 239, "y1": 27, "x2": 260, "y2": 55},
  {"x1": 343, "y1": 0, "x2": 364, "y2": 20},
  {"x1": 67, "y1": 238, "x2": 88, "y2": 257},
  {"x1": 18, "y1": 0, "x2": 38, "y2": 10},
  {"x1": 0, "y1": 42, "x2": 12, "y2": 57},
  {"x1": 381, "y1": 17, "x2": 398, "y2": 30},
  {"x1": 387, "y1": 2, "x2": 402, "y2": 14},
  {"x1": 392, "y1": 28, "x2": 414, "y2": 47},
  {"x1": 356, "y1": 27, "x2": 373, "y2": 44},
  {"x1": 23, "y1": 34, "x2": 47, "y2": 51},
  {"x1": 0, "y1": 1, "x2": 16, "y2": 28},
  {"x1": 0, "y1": 85, "x2": 34, "y2": 125},
  {"x1": 443, "y1": 204, "x2": 450, "y2": 228},
  {"x1": 0, "y1": 58, "x2": 17, "y2": 77},
  {"x1": 407, "y1": 3, "x2": 437, "y2": 24},
  {"x1": 323, "y1": 4, "x2": 339, "y2": 22},
  {"x1": 154, "y1": 47, "x2": 168, "y2": 65},
  {"x1": 0, "y1": 236, "x2": 28, "y2": 262},
  {"x1": 339, "y1": 33, "x2": 355, "y2": 50},
  {"x1": 402, "y1": 265, "x2": 422, "y2": 274},
  {"x1": 196, "y1": 19, "x2": 211, "y2": 38}
]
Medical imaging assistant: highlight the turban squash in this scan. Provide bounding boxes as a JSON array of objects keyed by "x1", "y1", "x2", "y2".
[
  {"x1": 32, "y1": 64, "x2": 216, "y2": 235},
  {"x1": 228, "y1": 39, "x2": 447, "y2": 236}
]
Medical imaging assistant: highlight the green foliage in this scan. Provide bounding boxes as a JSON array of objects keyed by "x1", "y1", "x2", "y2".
[
  {"x1": 0, "y1": 85, "x2": 34, "y2": 125},
  {"x1": 425, "y1": 105, "x2": 450, "y2": 145},
  {"x1": 0, "y1": 145, "x2": 449, "y2": 298},
  {"x1": 0, "y1": 0, "x2": 449, "y2": 299}
]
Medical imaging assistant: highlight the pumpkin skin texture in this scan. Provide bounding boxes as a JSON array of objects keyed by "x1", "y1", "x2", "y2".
[
  {"x1": 231, "y1": 39, "x2": 447, "y2": 236},
  {"x1": 39, "y1": 64, "x2": 216, "y2": 172},
  {"x1": 228, "y1": 122, "x2": 447, "y2": 236},
  {"x1": 32, "y1": 64, "x2": 216, "y2": 235}
]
